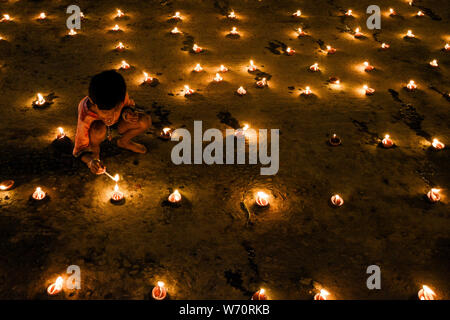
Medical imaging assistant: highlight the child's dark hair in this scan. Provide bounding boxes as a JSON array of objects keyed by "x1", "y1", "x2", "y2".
[{"x1": 89, "y1": 70, "x2": 126, "y2": 110}]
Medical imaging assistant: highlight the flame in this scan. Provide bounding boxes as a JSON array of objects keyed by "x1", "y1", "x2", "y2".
[
  {"x1": 173, "y1": 12, "x2": 181, "y2": 19},
  {"x1": 171, "y1": 27, "x2": 181, "y2": 34},
  {"x1": 355, "y1": 27, "x2": 360, "y2": 33},
  {"x1": 310, "y1": 63, "x2": 319, "y2": 71},
  {"x1": 417, "y1": 11, "x2": 424, "y2": 16},
  {"x1": 114, "y1": 184, "x2": 119, "y2": 192},
  {"x1": 112, "y1": 24, "x2": 120, "y2": 31},
  {"x1": 113, "y1": 174, "x2": 119, "y2": 182},
  {"x1": 259, "y1": 288, "x2": 265, "y2": 295},
  {"x1": 243, "y1": 124, "x2": 249, "y2": 131},
  {"x1": 256, "y1": 192, "x2": 269, "y2": 206},
  {"x1": 248, "y1": 60, "x2": 257, "y2": 71},
  {"x1": 193, "y1": 64, "x2": 203, "y2": 72},
  {"x1": 143, "y1": 72, "x2": 153, "y2": 83},
  {"x1": 384, "y1": 134, "x2": 390, "y2": 139},
  {"x1": 68, "y1": 28, "x2": 77, "y2": 36},
  {"x1": 230, "y1": 27, "x2": 238, "y2": 34},
  {"x1": 120, "y1": 60, "x2": 130, "y2": 69},
  {"x1": 445, "y1": 44, "x2": 450, "y2": 50},
  {"x1": 407, "y1": 80, "x2": 417, "y2": 89},
  {"x1": 228, "y1": 11, "x2": 236, "y2": 19},
  {"x1": 430, "y1": 59, "x2": 438, "y2": 67},
  {"x1": 169, "y1": 189, "x2": 182, "y2": 202},
  {"x1": 345, "y1": 9, "x2": 352, "y2": 16},
  {"x1": 213, "y1": 73, "x2": 223, "y2": 82},
  {"x1": 158, "y1": 281, "x2": 165, "y2": 288},
  {"x1": 57, "y1": 127, "x2": 65, "y2": 138},
  {"x1": 389, "y1": 8, "x2": 395, "y2": 15},
  {"x1": 304, "y1": 86, "x2": 312, "y2": 94},
  {"x1": 0, "y1": 185, "x2": 6, "y2": 190},
  {"x1": 319, "y1": 289, "x2": 330, "y2": 299},
  {"x1": 116, "y1": 42, "x2": 125, "y2": 50},
  {"x1": 184, "y1": 85, "x2": 193, "y2": 95},
  {"x1": 293, "y1": 10, "x2": 301, "y2": 17},
  {"x1": 193, "y1": 44, "x2": 202, "y2": 52},
  {"x1": 1, "y1": 14, "x2": 11, "y2": 21},
  {"x1": 116, "y1": 9, "x2": 124, "y2": 18},
  {"x1": 406, "y1": 30, "x2": 414, "y2": 37},
  {"x1": 162, "y1": 127, "x2": 171, "y2": 135},
  {"x1": 219, "y1": 65, "x2": 228, "y2": 72},
  {"x1": 432, "y1": 139, "x2": 444, "y2": 149},
  {"x1": 39, "y1": 12, "x2": 46, "y2": 19},
  {"x1": 47, "y1": 276, "x2": 64, "y2": 295},
  {"x1": 32, "y1": 187, "x2": 46, "y2": 200},
  {"x1": 237, "y1": 86, "x2": 246, "y2": 95},
  {"x1": 381, "y1": 43, "x2": 390, "y2": 49},
  {"x1": 420, "y1": 285, "x2": 436, "y2": 300},
  {"x1": 35, "y1": 93, "x2": 45, "y2": 105}
]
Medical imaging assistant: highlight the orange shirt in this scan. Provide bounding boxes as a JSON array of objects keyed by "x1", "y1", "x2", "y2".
[{"x1": 73, "y1": 94, "x2": 133, "y2": 157}]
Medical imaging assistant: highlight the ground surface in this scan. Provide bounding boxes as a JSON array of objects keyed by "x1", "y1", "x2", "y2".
[{"x1": 0, "y1": 0, "x2": 449, "y2": 299}]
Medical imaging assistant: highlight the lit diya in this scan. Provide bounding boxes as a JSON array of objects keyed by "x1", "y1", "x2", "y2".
[
  {"x1": 115, "y1": 9, "x2": 124, "y2": 18},
  {"x1": 329, "y1": 134, "x2": 341, "y2": 146},
  {"x1": 0, "y1": 180, "x2": 14, "y2": 191},
  {"x1": 228, "y1": 27, "x2": 239, "y2": 36},
  {"x1": 193, "y1": 63, "x2": 203, "y2": 72},
  {"x1": 329, "y1": 77, "x2": 340, "y2": 85},
  {"x1": 389, "y1": 8, "x2": 397, "y2": 16},
  {"x1": 68, "y1": 29, "x2": 77, "y2": 36},
  {"x1": 429, "y1": 59, "x2": 438, "y2": 68},
  {"x1": 364, "y1": 61, "x2": 375, "y2": 72},
  {"x1": 112, "y1": 24, "x2": 121, "y2": 32},
  {"x1": 251, "y1": 288, "x2": 267, "y2": 300},
  {"x1": 418, "y1": 285, "x2": 437, "y2": 300},
  {"x1": 116, "y1": 42, "x2": 125, "y2": 51},
  {"x1": 292, "y1": 10, "x2": 302, "y2": 17},
  {"x1": 314, "y1": 289, "x2": 330, "y2": 300},
  {"x1": 219, "y1": 65, "x2": 228, "y2": 72},
  {"x1": 354, "y1": 27, "x2": 363, "y2": 38},
  {"x1": 228, "y1": 11, "x2": 237, "y2": 19},
  {"x1": 345, "y1": 9, "x2": 353, "y2": 16},
  {"x1": 445, "y1": 44, "x2": 450, "y2": 51},
  {"x1": 309, "y1": 63, "x2": 319, "y2": 72},
  {"x1": 248, "y1": 60, "x2": 257, "y2": 72},
  {"x1": 184, "y1": 85, "x2": 194, "y2": 96},
  {"x1": 416, "y1": 11, "x2": 425, "y2": 17},
  {"x1": 142, "y1": 72, "x2": 156, "y2": 86},
  {"x1": 381, "y1": 43, "x2": 390, "y2": 50},
  {"x1": 119, "y1": 60, "x2": 130, "y2": 70},
  {"x1": 38, "y1": 12, "x2": 47, "y2": 20},
  {"x1": 213, "y1": 73, "x2": 223, "y2": 82},
  {"x1": 363, "y1": 85, "x2": 375, "y2": 95},
  {"x1": 237, "y1": 86, "x2": 247, "y2": 96},
  {"x1": 32, "y1": 187, "x2": 46, "y2": 201},
  {"x1": 286, "y1": 47, "x2": 295, "y2": 56},
  {"x1": 172, "y1": 12, "x2": 182, "y2": 20},
  {"x1": 406, "y1": 80, "x2": 417, "y2": 91},
  {"x1": 256, "y1": 78, "x2": 268, "y2": 88},
  {"x1": 427, "y1": 188, "x2": 441, "y2": 203},
  {"x1": 160, "y1": 127, "x2": 172, "y2": 140},
  {"x1": 56, "y1": 127, "x2": 66, "y2": 139},
  {"x1": 110, "y1": 183, "x2": 124, "y2": 205},
  {"x1": 302, "y1": 86, "x2": 312, "y2": 96},
  {"x1": 330, "y1": 194, "x2": 344, "y2": 207},
  {"x1": 326, "y1": 45, "x2": 336, "y2": 54},
  {"x1": 168, "y1": 189, "x2": 182, "y2": 203},
  {"x1": 405, "y1": 30, "x2": 415, "y2": 38},
  {"x1": 170, "y1": 27, "x2": 181, "y2": 34},
  {"x1": 297, "y1": 28, "x2": 307, "y2": 36},
  {"x1": 32, "y1": 93, "x2": 51, "y2": 108},
  {"x1": 235, "y1": 124, "x2": 249, "y2": 138},
  {"x1": 255, "y1": 192, "x2": 269, "y2": 207},
  {"x1": 0, "y1": 14, "x2": 11, "y2": 22},
  {"x1": 152, "y1": 281, "x2": 167, "y2": 300},
  {"x1": 192, "y1": 44, "x2": 203, "y2": 53},
  {"x1": 47, "y1": 277, "x2": 64, "y2": 295},
  {"x1": 432, "y1": 139, "x2": 445, "y2": 150},
  {"x1": 382, "y1": 134, "x2": 394, "y2": 148}
]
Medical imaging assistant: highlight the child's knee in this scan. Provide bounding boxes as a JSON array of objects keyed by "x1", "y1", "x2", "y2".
[
  {"x1": 90, "y1": 121, "x2": 107, "y2": 141},
  {"x1": 139, "y1": 114, "x2": 151, "y2": 130}
]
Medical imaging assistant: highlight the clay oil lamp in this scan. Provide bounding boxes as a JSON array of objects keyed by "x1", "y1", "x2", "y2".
[
  {"x1": 142, "y1": 72, "x2": 154, "y2": 85},
  {"x1": 111, "y1": 24, "x2": 121, "y2": 32},
  {"x1": 192, "y1": 44, "x2": 203, "y2": 53},
  {"x1": 330, "y1": 194, "x2": 344, "y2": 207},
  {"x1": 68, "y1": 29, "x2": 77, "y2": 36},
  {"x1": 382, "y1": 134, "x2": 394, "y2": 148},
  {"x1": 432, "y1": 139, "x2": 445, "y2": 150},
  {"x1": 286, "y1": 47, "x2": 295, "y2": 56},
  {"x1": 171, "y1": 27, "x2": 181, "y2": 34},
  {"x1": 389, "y1": 8, "x2": 397, "y2": 16},
  {"x1": 309, "y1": 63, "x2": 319, "y2": 72},
  {"x1": 255, "y1": 192, "x2": 269, "y2": 207},
  {"x1": 56, "y1": 127, "x2": 66, "y2": 139},
  {"x1": 160, "y1": 127, "x2": 172, "y2": 140},
  {"x1": 0, "y1": 14, "x2": 11, "y2": 22},
  {"x1": 406, "y1": 80, "x2": 417, "y2": 91},
  {"x1": 405, "y1": 30, "x2": 415, "y2": 39},
  {"x1": 237, "y1": 86, "x2": 247, "y2": 96},
  {"x1": 248, "y1": 60, "x2": 257, "y2": 72},
  {"x1": 213, "y1": 73, "x2": 223, "y2": 82},
  {"x1": 418, "y1": 285, "x2": 437, "y2": 300},
  {"x1": 297, "y1": 28, "x2": 307, "y2": 37},
  {"x1": 32, "y1": 187, "x2": 46, "y2": 201},
  {"x1": 172, "y1": 12, "x2": 182, "y2": 20},
  {"x1": 381, "y1": 43, "x2": 390, "y2": 50},
  {"x1": 32, "y1": 93, "x2": 51, "y2": 108},
  {"x1": 354, "y1": 27, "x2": 363, "y2": 38},
  {"x1": 0, "y1": 180, "x2": 14, "y2": 191},
  {"x1": 115, "y1": 42, "x2": 125, "y2": 51},
  {"x1": 229, "y1": 27, "x2": 239, "y2": 36},
  {"x1": 116, "y1": 9, "x2": 124, "y2": 19},
  {"x1": 219, "y1": 65, "x2": 228, "y2": 73},
  {"x1": 168, "y1": 189, "x2": 182, "y2": 203},
  {"x1": 38, "y1": 12, "x2": 47, "y2": 20},
  {"x1": 427, "y1": 188, "x2": 441, "y2": 203},
  {"x1": 329, "y1": 134, "x2": 341, "y2": 146},
  {"x1": 364, "y1": 61, "x2": 375, "y2": 72},
  {"x1": 445, "y1": 44, "x2": 450, "y2": 52},
  {"x1": 314, "y1": 289, "x2": 330, "y2": 300},
  {"x1": 119, "y1": 60, "x2": 130, "y2": 70},
  {"x1": 110, "y1": 183, "x2": 124, "y2": 205},
  {"x1": 326, "y1": 45, "x2": 336, "y2": 55},
  {"x1": 429, "y1": 59, "x2": 438, "y2": 68},
  {"x1": 345, "y1": 9, "x2": 353, "y2": 17},
  {"x1": 416, "y1": 11, "x2": 425, "y2": 17},
  {"x1": 256, "y1": 78, "x2": 268, "y2": 88},
  {"x1": 228, "y1": 11, "x2": 237, "y2": 19},
  {"x1": 152, "y1": 281, "x2": 167, "y2": 300},
  {"x1": 47, "y1": 277, "x2": 63, "y2": 295},
  {"x1": 252, "y1": 289, "x2": 267, "y2": 300},
  {"x1": 184, "y1": 85, "x2": 194, "y2": 96},
  {"x1": 301, "y1": 86, "x2": 312, "y2": 96},
  {"x1": 193, "y1": 63, "x2": 203, "y2": 72},
  {"x1": 363, "y1": 85, "x2": 375, "y2": 96},
  {"x1": 292, "y1": 10, "x2": 302, "y2": 18},
  {"x1": 329, "y1": 77, "x2": 340, "y2": 85}
]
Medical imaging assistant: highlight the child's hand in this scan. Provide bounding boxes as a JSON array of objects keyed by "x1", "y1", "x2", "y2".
[
  {"x1": 88, "y1": 159, "x2": 106, "y2": 175},
  {"x1": 123, "y1": 110, "x2": 139, "y2": 123}
]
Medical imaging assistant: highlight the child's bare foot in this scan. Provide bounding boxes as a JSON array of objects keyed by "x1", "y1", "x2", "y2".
[{"x1": 117, "y1": 139, "x2": 147, "y2": 154}]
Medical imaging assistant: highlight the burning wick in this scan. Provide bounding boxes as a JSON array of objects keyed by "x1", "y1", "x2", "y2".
[
  {"x1": 429, "y1": 59, "x2": 438, "y2": 68},
  {"x1": 252, "y1": 289, "x2": 267, "y2": 300},
  {"x1": 56, "y1": 127, "x2": 65, "y2": 139},
  {"x1": 345, "y1": 9, "x2": 353, "y2": 16},
  {"x1": 418, "y1": 285, "x2": 437, "y2": 300},
  {"x1": 330, "y1": 194, "x2": 344, "y2": 207},
  {"x1": 116, "y1": 9, "x2": 124, "y2": 18},
  {"x1": 303, "y1": 86, "x2": 312, "y2": 95},
  {"x1": 432, "y1": 139, "x2": 445, "y2": 150},
  {"x1": 389, "y1": 8, "x2": 397, "y2": 16},
  {"x1": 171, "y1": 27, "x2": 181, "y2": 34},
  {"x1": 0, "y1": 180, "x2": 14, "y2": 191},
  {"x1": 286, "y1": 47, "x2": 295, "y2": 56},
  {"x1": 172, "y1": 12, "x2": 182, "y2": 20},
  {"x1": 381, "y1": 43, "x2": 390, "y2": 49},
  {"x1": 256, "y1": 78, "x2": 267, "y2": 88},
  {"x1": 143, "y1": 72, "x2": 153, "y2": 84},
  {"x1": 1, "y1": 14, "x2": 11, "y2": 22},
  {"x1": 256, "y1": 192, "x2": 269, "y2": 207},
  {"x1": 193, "y1": 63, "x2": 203, "y2": 72},
  {"x1": 68, "y1": 29, "x2": 77, "y2": 36},
  {"x1": 213, "y1": 73, "x2": 223, "y2": 82},
  {"x1": 445, "y1": 44, "x2": 450, "y2": 52},
  {"x1": 219, "y1": 65, "x2": 228, "y2": 72},
  {"x1": 329, "y1": 134, "x2": 341, "y2": 146},
  {"x1": 184, "y1": 85, "x2": 194, "y2": 96},
  {"x1": 248, "y1": 60, "x2": 257, "y2": 72},
  {"x1": 354, "y1": 27, "x2": 363, "y2": 38},
  {"x1": 326, "y1": 45, "x2": 336, "y2": 54},
  {"x1": 168, "y1": 190, "x2": 182, "y2": 203},
  {"x1": 160, "y1": 127, "x2": 172, "y2": 140},
  {"x1": 80, "y1": 12, "x2": 85, "y2": 20},
  {"x1": 292, "y1": 10, "x2": 301, "y2": 17},
  {"x1": 314, "y1": 289, "x2": 330, "y2": 300},
  {"x1": 427, "y1": 188, "x2": 441, "y2": 203},
  {"x1": 47, "y1": 277, "x2": 63, "y2": 295},
  {"x1": 416, "y1": 11, "x2": 424, "y2": 17},
  {"x1": 364, "y1": 61, "x2": 374, "y2": 71},
  {"x1": 116, "y1": 42, "x2": 125, "y2": 51},
  {"x1": 310, "y1": 63, "x2": 319, "y2": 72},
  {"x1": 405, "y1": 30, "x2": 415, "y2": 38},
  {"x1": 363, "y1": 85, "x2": 375, "y2": 95},
  {"x1": 228, "y1": 11, "x2": 237, "y2": 19},
  {"x1": 235, "y1": 124, "x2": 249, "y2": 138},
  {"x1": 32, "y1": 187, "x2": 46, "y2": 201},
  {"x1": 297, "y1": 28, "x2": 306, "y2": 36},
  {"x1": 34, "y1": 93, "x2": 46, "y2": 106},
  {"x1": 112, "y1": 24, "x2": 121, "y2": 32},
  {"x1": 382, "y1": 134, "x2": 394, "y2": 148},
  {"x1": 111, "y1": 184, "x2": 124, "y2": 203},
  {"x1": 329, "y1": 77, "x2": 340, "y2": 85},
  {"x1": 237, "y1": 86, "x2": 247, "y2": 96},
  {"x1": 152, "y1": 281, "x2": 167, "y2": 300},
  {"x1": 406, "y1": 80, "x2": 417, "y2": 91},
  {"x1": 192, "y1": 44, "x2": 203, "y2": 53},
  {"x1": 38, "y1": 12, "x2": 47, "y2": 20},
  {"x1": 120, "y1": 60, "x2": 130, "y2": 70},
  {"x1": 229, "y1": 27, "x2": 239, "y2": 35}
]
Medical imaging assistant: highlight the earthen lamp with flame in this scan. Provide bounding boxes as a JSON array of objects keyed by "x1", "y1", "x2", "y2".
[
  {"x1": 389, "y1": 8, "x2": 397, "y2": 16},
  {"x1": 326, "y1": 45, "x2": 336, "y2": 54},
  {"x1": 297, "y1": 28, "x2": 307, "y2": 36},
  {"x1": 363, "y1": 85, "x2": 375, "y2": 96},
  {"x1": 168, "y1": 189, "x2": 182, "y2": 203},
  {"x1": 364, "y1": 61, "x2": 375, "y2": 72},
  {"x1": 56, "y1": 127, "x2": 66, "y2": 139},
  {"x1": 47, "y1": 276, "x2": 64, "y2": 295},
  {"x1": 32, "y1": 187, "x2": 46, "y2": 201},
  {"x1": 38, "y1": 12, "x2": 47, "y2": 20},
  {"x1": 112, "y1": 24, "x2": 121, "y2": 32},
  {"x1": 171, "y1": 27, "x2": 181, "y2": 34},
  {"x1": 228, "y1": 11, "x2": 237, "y2": 19},
  {"x1": 445, "y1": 44, "x2": 450, "y2": 52},
  {"x1": 184, "y1": 85, "x2": 194, "y2": 96},
  {"x1": 432, "y1": 139, "x2": 445, "y2": 150},
  {"x1": 292, "y1": 10, "x2": 301, "y2": 18},
  {"x1": 229, "y1": 27, "x2": 239, "y2": 36},
  {"x1": 0, "y1": 180, "x2": 14, "y2": 191},
  {"x1": 68, "y1": 28, "x2": 77, "y2": 36},
  {"x1": 192, "y1": 44, "x2": 203, "y2": 53},
  {"x1": 111, "y1": 183, "x2": 124, "y2": 205},
  {"x1": 418, "y1": 285, "x2": 437, "y2": 300},
  {"x1": 142, "y1": 72, "x2": 154, "y2": 85},
  {"x1": 1, "y1": 14, "x2": 11, "y2": 22},
  {"x1": 314, "y1": 289, "x2": 330, "y2": 300},
  {"x1": 172, "y1": 12, "x2": 182, "y2": 20},
  {"x1": 286, "y1": 47, "x2": 295, "y2": 56},
  {"x1": 119, "y1": 60, "x2": 130, "y2": 70},
  {"x1": 381, "y1": 43, "x2": 390, "y2": 50},
  {"x1": 310, "y1": 63, "x2": 319, "y2": 72},
  {"x1": 329, "y1": 134, "x2": 341, "y2": 146},
  {"x1": 116, "y1": 9, "x2": 124, "y2": 18},
  {"x1": 160, "y1": 127, "x2": 172, "y2": 140},
  {"x1": 256, "y1": 192, "x2": 269, "y2": 207},
  {"x1": 248, "y1": 60, "x2": 257, "y2": 72},
  {"x1": 427, "y1": 188, "x2": 441, "y2": 203},
  {"x1": 235, "y1": 124, "x2": 249, "y2": 138},
  {"x1": 32, "y1": 93, "x2": 50, "y2": 108},
  {"x1": 416, "y1": 11, "x2": 425, "y2": 17},
  {"x1": 219, "y1": 65, "x2": 228, "y2": 72},
  {"x1": 152, "y1": 281, "x2": 167, "y2": 300},
  {"x1": 429, "y1": 59, "x2": 438, "y2": 68},
  {"x1": 193, "y1": 63, "x2": 203, "y2": 72},
  {"x1": 302, "y1": 86, "x2": 312, "y2": 96},
  {"x1": 405, "y1": 30, "x2": 415, "y2": 38},
  {"x1": 252, "y1": 288, "x2": 267, "y2": 300},
  {"x1": 213, "y1": 73, "x2": 223, "y2": 82},
  {"x1": 354, "y1": 27, "x2": 363, "y2": 38},
  {"x1": 237, "y1": 86, "x2": 247, "y2": 96},
  {"x1": 116, "y1": 42, "x2": 125, "y2": 51},
  {"x1": 382, "y1": 134, "x2": 394, "y2": 148},
  {"x1": 345, "y1": 9, "x2": 353, "y2": 16},
  {"x1": 331, "y1": 194, "x2": 344, "y2": 207},
  {"x1": 256, "y1": 78, "x2": 267, "y2": 88},
  {"x1": 406, "y1": 80, "x2": 417, "y2": 91}
]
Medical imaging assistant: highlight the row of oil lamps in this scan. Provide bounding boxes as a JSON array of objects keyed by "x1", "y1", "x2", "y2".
[{"x1": 45, "y1": 276, "x2": 439, "y2": 300}]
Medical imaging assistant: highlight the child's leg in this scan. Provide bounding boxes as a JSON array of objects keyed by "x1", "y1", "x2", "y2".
[
  {"x1": 117, "y1": 113, "x2": 151, "y2": 154},
  {"x1": 89, "y1": 120, "x2": 107, "y2": 159}
]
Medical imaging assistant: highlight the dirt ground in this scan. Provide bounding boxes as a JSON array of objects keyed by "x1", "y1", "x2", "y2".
[{"x1": 0, "y1": 0, "x2": 448, "y2": 300}]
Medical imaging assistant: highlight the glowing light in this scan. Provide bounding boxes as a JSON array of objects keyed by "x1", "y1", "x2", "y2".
[
  {"x1": 184, "y1": 85, "x2": 194, "y2": 96},
  {"x1": 47, "y1": 277, "x2": 63, "y2": 295},
  {"x1": 116, "y1": 9, "x2": 124, "y2": 18},
  {"x1": 172, "y1": 12, "x2": 182, "y2": 20},
  {"x1": 168, "y1": 190, "x2": 182, "y2": 203},
  {"x1": 0, "y1": 180, "x2": 14, "y2": 191},
  {"x1": 1, "y1": 14, "x2": 11, "y2": 22},
  {"x1": 111, "y1": 184, "x2": 124, "y2": 202},
  {"x1": 171, "y1": 27, "x2": 181, "y2": 34},
  {"x1": 364, "y1": 61, "x2": 374, "y2": 71},
  {"x1": 445, "y1": 44, "x2": 450, "y2": 51},
  {"x1": 248, "y1": 60, "x2": 257, "y2": 72},
  {"x1": 416, "y1": 11, "x2": 424, "y2": 17},
  {"x1": 382, "y1": 134, "x2": 394, "y2": 148},
  {"x1": 406, "y1": 80, "x2": 417, "y2": 91},
  {"x1": 330, "y1": 194, "x2": 344, "y2": 207},
  {"x1": 354, "y1": 27, "x2": 363, "y2": 38},
  {"x1": 252, "y1": 288, "x2": 267, "y2": 300},
  {"x1": 116, "y1": 42, "x2": 125, "y2": 51},
  {"x1": 57, "y1": 127, "x2": 65, "y2": 139},
  {"x1": 314, "y1": 289, "x2": 330, "y2": 300},
  {"x1": 68, "y1": 29, "x2": 77, "y2": 36},
  {"x1": 213, "y1": 73, "x2": 223, "y2": 82},
  {"x1": 432, "y1": 139, "x2": 445, "y2": 150},
  {"x1": 345, "y1": 9, "x2": 353, "y2": 16},
  {"x1": 237, "y1": 86, "x2": 247, "y2": 96},
  {"x1": 32, "y1": 187, "x2": 46, "y2": 200},
  {"x1": 326, "y1": 45, "x2": 336, "y2": 54},
  {"x1": 429, "y1": 59, "x2": 438, "y2": 67},
  {"x1": 297, "y1": 28, "x2": 306, "y2": 36},
  {"x1": 112, "y1": 24, "x2": 121, "y2": 32},
  {"x1": 427, "y1": 189, "x2": 441, "y2": 203},
  {"x1": 119, "y1": 60, "x2": 130, "y2": 70},
  {"x1": 235, "y1": 124, "x2": 249, "y2": 138},
  {"x1": 304, "y1": 86, "x2": 312, "y2": 95},
  {"x1": 161, "y1": 127, "x2": 172, "y2": 139},
  {"x1": 229, "y1": 27, "x2": 239, "y2": 35},
  {"x1": 192, "y1": 44, "x2": 203, "y2": 53},
  {"x1": 35, "y1": 93, "x2": 46, "y2": 106},
  {"x1": 219, "y1": 65, "x2": 228, "y2": 72},
  {"x1": 389, "y1": 8, "x2": 397, "y2": 16},
  {"x1": 363, "y1": 85, "x2": 375, "y2": 95},
  {"x1": 228, "y1": 11, "x2": 237, "y2": 19},
  {"x1": 256, "y1": 77, "x2": 267, "y2": 88},
  {"x1": 38, "y1": 12, "x2": 47, "y2": 20},
  {"x1": 329, "y1": 134, "x2": 341, "y2": 146},
  {"x1": 152, "y1": 281, "x2": 167, "y2": 300},
  {"x1": 381, "y1": 43, "x2": 390, "y2": 49},
  {"x1": 256, "y1": 192, "x2": 269, "y2": 207},
  {"x1": 143, "y1": 72, "x2": 153, "y2": 84},
  {"x1": 418, "y1": 285, "x2": 437, "y2": 300},
  {"x1": 193, "y1": 63, "x2": 203, "y2": 72},
  {"x1": 405, "y1": 30, "x2": 415, "y2": 38},
  {"x1": 286, "y1": 47, "x2": 295, "y2": 55},
  {"x1": 310, "y1": 63, "x2": 319, "y2": 72},
  {"x1": 292, "y1": 10, "x2": 301, "y2": 17}
]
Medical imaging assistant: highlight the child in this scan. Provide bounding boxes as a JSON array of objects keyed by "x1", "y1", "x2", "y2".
[{"x1": 73, "y1": 70, "x2": 151, "y2": 175}]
